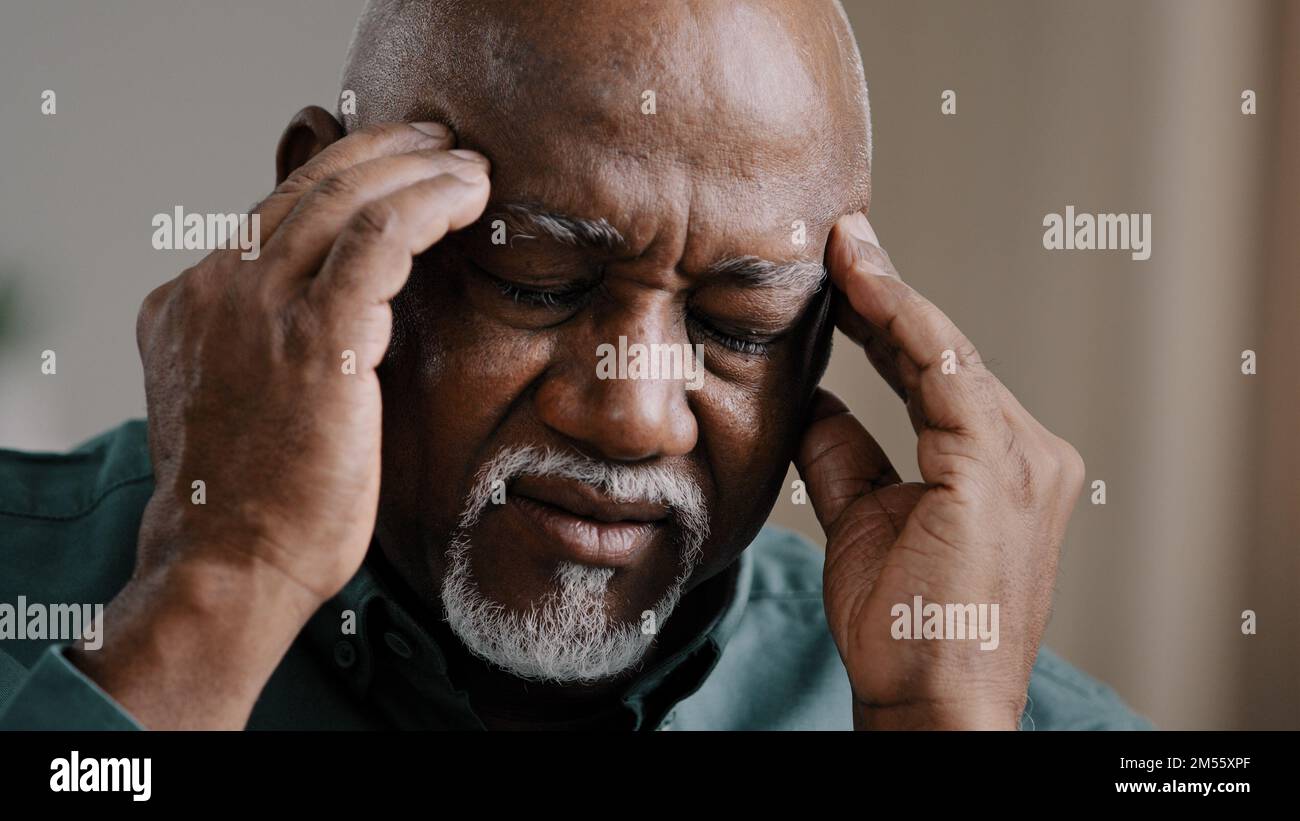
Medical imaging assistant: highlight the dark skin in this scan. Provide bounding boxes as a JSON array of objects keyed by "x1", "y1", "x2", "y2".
[
  {"x1": 324, "y1": 0, "x2": 856, "y2": 723},
  {"x1": 72, "y1": 0, "x2": 1083, "y2": 730}
]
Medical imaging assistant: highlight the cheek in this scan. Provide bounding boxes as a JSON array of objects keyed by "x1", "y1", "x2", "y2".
[
  {"x1": 692, "y1": 299, "x2": 825, "y2": 460},
  {"x1": 397, "y1": 261, "x2": 557, "y2": 402},
  {"x1": 687, "y1": 311, "x2": 825, "y2": 563},
  {"x1": 378, "y1": 269, "x2": 556, "y2": 526},
  {"x1": 692, "y1": 377, "x2": 803, "y2": 526},
  {"x1": 380, "y1": 262, "x2": 821, "y2": 537}
]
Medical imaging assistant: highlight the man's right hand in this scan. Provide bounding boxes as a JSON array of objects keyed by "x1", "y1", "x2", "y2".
[{"x1": 71, "y1": 121, "x2": 490, "y2": 729}]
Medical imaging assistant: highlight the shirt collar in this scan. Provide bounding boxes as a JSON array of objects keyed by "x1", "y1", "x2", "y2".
[{"x1": 303, "y1": 546, "x2": 754, "y2": 730}]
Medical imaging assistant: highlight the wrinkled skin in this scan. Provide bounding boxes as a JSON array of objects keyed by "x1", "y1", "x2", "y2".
[
  {"x1": 349, "y1": 0, "x2": 864, "y2": 651},
  {"x1": 73, "y1": 1, "x2": 1083, "y2": 730},
  {"x1": 804, "y1": 218, "x2": 1084, "y2": 729}
]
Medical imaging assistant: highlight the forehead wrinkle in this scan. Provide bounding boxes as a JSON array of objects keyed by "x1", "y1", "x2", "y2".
[
  {"x1": 343, "y1": 1, "x2": 873, "y2": 258},
  {"x1": 706, "y1": 255, "x2": 826, "y2": 300}
]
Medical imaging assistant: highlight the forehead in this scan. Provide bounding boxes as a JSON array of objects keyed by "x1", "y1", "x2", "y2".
[{"x1": 355, "y1": 0, "x2": 868, "y2": 263}]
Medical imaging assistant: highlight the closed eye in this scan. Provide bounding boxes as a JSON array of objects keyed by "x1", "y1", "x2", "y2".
[
  {"x1": 687, "y1": 314, "x2": 774, "y2": 357},
  {"x1": 477, "y1": 263, "x2": 777, "y2": 357},
  {"x1": 494, "y1": 278, "x2": 590, "y2": 309},
  {"x1": 473, "y1": 261, "x2": 593, "y2": 309}
]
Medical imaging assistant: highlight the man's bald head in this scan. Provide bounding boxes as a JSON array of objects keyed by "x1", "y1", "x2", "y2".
[
  {"x1": 341, "y1": 0, "x2": 872, "y2": 221},
  {"x1": 297, "y1": 1, "x2": 883, "y2": 684}
]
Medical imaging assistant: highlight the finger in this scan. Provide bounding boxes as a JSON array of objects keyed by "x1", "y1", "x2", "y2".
[
  {"x1": 311, "y1": 171, "x2": 490, "y2": 319},
  {"x1": 827, "y1": 213, "x2": 910, "y2": 401},
  {"x1": 832, "y1": 289, "x2": 911, "y2": 403},
  {"x1": 828, "y1": 215, "x2": 994, "y2": 434},
  {"x1": 795, "y1": 388, "x2": 902, "y2": 533},
  {"x1": 833, "y1": 290, "x2": 931, "y2": 434},
  {"x1": 260, "y1": 148, "x2": 490, "y2": 280},
  {"x1": 254, "y1": 121, "x2": 454, "y2": 240},
  {"x1": 827, "y1": 211, "x2": 899, "y2": 283}
]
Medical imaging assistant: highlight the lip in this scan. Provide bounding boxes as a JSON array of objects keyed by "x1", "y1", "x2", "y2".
[
  {"x1": 508, "y1": 476, "x2": 668, "y2": 567},
  {"x1": 512, "y1": 476, "x2": 669, "y2": 523}
]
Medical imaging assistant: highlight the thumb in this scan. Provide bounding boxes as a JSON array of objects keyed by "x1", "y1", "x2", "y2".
[{"x1": 795, "y1": 388, "x2": 902, "y2": 535}]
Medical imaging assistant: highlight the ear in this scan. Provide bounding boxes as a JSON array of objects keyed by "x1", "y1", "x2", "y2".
[{"x1": 275, "y1": 105, "x2": 346, "y2": 184}]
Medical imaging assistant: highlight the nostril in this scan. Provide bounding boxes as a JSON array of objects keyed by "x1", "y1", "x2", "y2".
[{"x1": 534, "y1": 349, "x2": 700, "y2": 462}]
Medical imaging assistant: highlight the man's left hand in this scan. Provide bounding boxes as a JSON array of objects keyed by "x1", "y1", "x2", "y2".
[{"x1": 796, "y1": 212, "x2": 1087, "y2": 730}]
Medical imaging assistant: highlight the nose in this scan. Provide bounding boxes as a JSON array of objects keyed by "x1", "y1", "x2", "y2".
[{"x1": 535, "y1": 330, "x2": 700, "y2": 463}]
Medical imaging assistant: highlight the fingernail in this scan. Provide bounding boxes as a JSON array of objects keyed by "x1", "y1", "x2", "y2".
[
  {"x1": 845, "y1": 212, "x2": 879, "y2": 246},
  {"x1": 410, "y1": 121, "x2": 450, "y2": 138},
  {"x1": 448, "y1": 167, "x2": 488, "y2": 184},
  {"x1": 854, "y1": 260, "x2": 896, "y2": 278},
  {"x1": 449, "y1": 148, "x2": 484, "y2": 161}
]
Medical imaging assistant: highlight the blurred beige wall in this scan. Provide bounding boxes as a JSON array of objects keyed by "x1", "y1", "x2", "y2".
[{"x1": 0, "y1": 1, "x2": 1295, "y2": 728}]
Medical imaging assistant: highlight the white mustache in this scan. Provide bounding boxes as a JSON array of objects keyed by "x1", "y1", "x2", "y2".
[
  {"x1": 443, "y1": 445, "x2": 709, "y2": 681},
  {"x1": 458, "y1": 445, "x2": 709, "y2": 567}
]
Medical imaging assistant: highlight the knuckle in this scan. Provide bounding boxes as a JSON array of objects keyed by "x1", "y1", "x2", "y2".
[
  {"x1": 278, "y1": 165, "x2": 326, "y2": 196},
  {"x1": 858, "y1": 241, "x2": 893, "y2": 272},
  {"x1": 355, "y1": 303, "x2": 394, "y2": 354},
  {"x1": 173, "y1": 265, "x2": 208, "y2": 304},
  {"x1": 349, "y1": 201, "x2": 400, "y2": 239},
  {"x1": 139, "y1": 280, "x2": 171, "y2": 318},
  {"x1": 904, "y1": 288, "x2": 933, "y2": 319},
  {"x1": 954, "y1": 340, "x2": 982, "y2": 368},
  {"x1": 360, "y1": 120, "x2": 446, "y2": 145},
  {"x1": 281, "y1": 299, "x2": 324, "y2": 358},
  {"x1": 251, "y1": 275, "x2": 287, "y2": 316},
  {"x1": 273, "y1": 122, "x2": 435, "y2": 197},
  {"x1": 421, "y1": 148, "x2": 486, "y2": 177},
  {"x1": 136, "y1": 282, "x2": 172, "y2": 349},
  {"x1": 178, "y1": 262, "x2": 219, "y2": 303},
  {"x1": 1059, "y1": 441, "x2": 1086, "y2": 487},
  {"x1": 312, "y1": 169, "x2": 362, "y2": 201}
]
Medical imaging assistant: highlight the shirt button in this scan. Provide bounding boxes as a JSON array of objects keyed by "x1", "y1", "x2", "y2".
[
  {"x1": 333, "y1": 640, "x2": 357, "y2": 669},
  {"x1": 383, "y1": 630, "x2": 415, "y2": 659}
]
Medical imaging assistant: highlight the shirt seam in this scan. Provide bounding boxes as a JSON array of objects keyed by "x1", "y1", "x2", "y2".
[{"x1": 0, "y1": 472, "x2": 154, "y2": 522}]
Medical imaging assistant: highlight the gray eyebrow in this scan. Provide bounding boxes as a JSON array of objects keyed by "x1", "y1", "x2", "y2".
[
  {"x1": 493, "y1": 203, "x2": 626, "y2": 250},
  {"x1": 488, "y1": 205, "x2": 824, "y2": 297},
  {"x1": 707, "y1": 255, "x2": 826, "y2": 298}
]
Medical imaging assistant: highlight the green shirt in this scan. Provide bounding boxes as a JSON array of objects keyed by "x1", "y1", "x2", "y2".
[{"x1": 0, "y1": 421, "x2": 1151, "y2": 730}]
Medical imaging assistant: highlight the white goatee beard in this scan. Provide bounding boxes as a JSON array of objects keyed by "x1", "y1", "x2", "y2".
[{"x1": 440, "y1": 446, "x2": 708, "y2": 683}]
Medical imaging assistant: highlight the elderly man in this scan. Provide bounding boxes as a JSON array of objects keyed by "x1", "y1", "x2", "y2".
[{"x1": 0, "y1": 0, "x2": 1146, "y2": 730}]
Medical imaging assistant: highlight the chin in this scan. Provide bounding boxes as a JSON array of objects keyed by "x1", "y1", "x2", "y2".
[{"x1": 439, "y1": 533, "x2": 686, "y2": 683}]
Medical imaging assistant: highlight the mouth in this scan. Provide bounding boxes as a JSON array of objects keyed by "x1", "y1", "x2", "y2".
[{"x1": 506, "y1": 475, "x2": 669, "y2": 568}]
